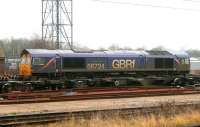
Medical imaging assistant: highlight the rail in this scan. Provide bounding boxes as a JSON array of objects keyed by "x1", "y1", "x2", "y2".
[{"x1": 0, "y1": 86, "x2": 199, "y2": 104}]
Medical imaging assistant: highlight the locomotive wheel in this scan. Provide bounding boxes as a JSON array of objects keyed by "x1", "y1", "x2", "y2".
[
  {"x1": 114, "y1": 80, "x2": 120, "y2": 87},
  {"x1": 88, "y1": 80, "x2": 95, "y2": 87},
  {"x1": 174, "y1": 77, "x2": 190, "y2": 86},
  {"x1": 74, "y1": 80, "x2": 88, "y2": 88},
  {"x1": 174, "y1": 78, "x2": 182, "y2": 86}
]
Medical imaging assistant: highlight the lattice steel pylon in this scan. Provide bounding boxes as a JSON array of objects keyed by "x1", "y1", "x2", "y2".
[{"x1": 42, "y1": 0, "x2": 73, "y2": 49}]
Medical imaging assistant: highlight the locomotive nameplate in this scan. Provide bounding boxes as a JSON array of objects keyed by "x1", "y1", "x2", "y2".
[
  {"x1": 112, "y1": 59, "x2": 135, "y2": 69},
  {"x1": 87, "y1": 63, "x2": 105, "y2": 70}
]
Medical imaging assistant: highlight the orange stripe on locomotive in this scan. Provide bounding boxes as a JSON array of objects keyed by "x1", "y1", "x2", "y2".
[{"x1": 19, "y1": 54, "x2": 32, "y2": 77}]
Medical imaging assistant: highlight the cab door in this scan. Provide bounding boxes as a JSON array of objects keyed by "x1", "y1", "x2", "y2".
[
  {"x1": 55, "y1": 54, "x2": 61, "y2": 73},
  {"x1": 138, "y1": 55, "x2": 145, "y2": 70}
]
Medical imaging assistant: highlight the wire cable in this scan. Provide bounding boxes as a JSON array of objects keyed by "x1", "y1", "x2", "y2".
[
  {"x1": 91, "y1": 0, "x2": 200, "y2": 12},
  {"x1": 184, "y1": 0, "x2": 200, "y2": 3}
]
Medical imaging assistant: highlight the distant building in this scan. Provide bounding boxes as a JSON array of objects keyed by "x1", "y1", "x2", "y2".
[
  {"x1": 6, "y1": 58, "x2": 20, "y2": 70},
  {"x1": 0, "y1": 49, "x2": 5, "y2": 65},
  {"x1": 190, "y1": 57, "x2": 200, "y2": 75},
  {"x1": 0, "y1": 49, "x2": 5, "y2": 73}
]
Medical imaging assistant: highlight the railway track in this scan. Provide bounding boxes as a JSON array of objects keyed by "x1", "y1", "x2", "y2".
[
  {"x1": 0, "y1": 103, "x2": 200, "y2": 126},
  {"x1": 182, "y1": 125, "x2": 200, "y2": 127},
  {"x1": 0, "y1": 86, "x2": 199, "y2": 104}
]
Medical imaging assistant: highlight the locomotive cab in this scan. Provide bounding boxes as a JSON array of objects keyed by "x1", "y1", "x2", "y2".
[
  {"x1": 169, "y1": 51, "x2": 190, "y2": 74},
  {"x1": 19, "y1": 49, "x2": 59, "y2": 78}
]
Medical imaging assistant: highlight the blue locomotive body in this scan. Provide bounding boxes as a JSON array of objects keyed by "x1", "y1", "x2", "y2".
[
  {"x1": 0, "y1": 49, "x2": 193, "y2": 93},
  {"x1": 20, "y1": 49, "x2": 190, "y2": 78}
]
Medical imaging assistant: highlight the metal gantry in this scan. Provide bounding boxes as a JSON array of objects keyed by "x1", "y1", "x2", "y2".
[{"x1": 42, "y1": 0, "x2": 73, "y2": 49}]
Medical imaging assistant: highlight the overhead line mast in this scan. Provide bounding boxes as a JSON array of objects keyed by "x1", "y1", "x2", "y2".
[{"x1": 42, "y1": 0, "x2": 73, "y2": 49}]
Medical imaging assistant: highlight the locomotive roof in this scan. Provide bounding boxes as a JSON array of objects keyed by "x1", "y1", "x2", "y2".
[
  {"x1": 168, "y1": 50, "x2": 189, "y2": 57},
  {"x1": 21, "y1": 49, "x2": 73, "y2": 57},
  {"x1": 21, "y1": 49, "x2": 189, "y2": 58},
  {"x1": 146, "y1": 51, "x2": 171, "y2": 55},
  {"x1": 21, "y1": 49, "x2": 146, "y2": 57}
]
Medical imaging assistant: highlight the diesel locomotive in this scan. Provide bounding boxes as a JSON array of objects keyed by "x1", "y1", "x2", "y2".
[{"x1": 17, "y1": 49, "x2": 191, "y2": 89}]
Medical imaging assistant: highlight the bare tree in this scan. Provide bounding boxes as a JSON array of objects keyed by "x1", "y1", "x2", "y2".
[
  {"x1": 187, "y1": 49, "x2": 200, "y2": 57},
  {"x1": 151, "y1": 46, "x2": 165, "y2": 51},
  {"x1": 108, "y1": 44, "x2": 121, "y2": 50}
]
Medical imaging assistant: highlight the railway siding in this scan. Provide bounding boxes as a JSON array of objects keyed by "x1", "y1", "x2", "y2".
[
  {"x1": 0, "y1": 86, "x2": 198, "y2": 104},
  {"x1": 1, "y1": 94, "x2": 200, "y2": 116}
]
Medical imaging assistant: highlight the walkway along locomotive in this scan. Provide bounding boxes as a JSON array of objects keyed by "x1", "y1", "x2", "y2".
[{"x1": 3, "y1": 49, "x2": 191, "y2": 92}]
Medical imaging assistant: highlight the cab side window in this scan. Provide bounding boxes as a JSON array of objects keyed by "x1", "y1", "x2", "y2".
[
  {"x1": 185, "y1": 58, "x2": 189, "y2": 64},
  {"x1": 179, "y1": 58, "x2": 189, "y2": 65},
  {"x1": 33, "y1": 58, "x2": 46, "y2": 65},
  {"x1": 21, "y1": 56, "x2": 26, "y2": 64},
  {"x1": 181, "y1": 58, "x2": 185, "y2": 64}
]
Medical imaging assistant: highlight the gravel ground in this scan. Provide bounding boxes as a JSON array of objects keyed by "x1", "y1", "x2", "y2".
[{"x1": 0, "y1": 94, "x2": 200, "y2": 115}]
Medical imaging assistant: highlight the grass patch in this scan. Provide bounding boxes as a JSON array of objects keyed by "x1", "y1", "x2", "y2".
[{"x1": 21, "y1": 102, "x2": 200, "y2": 127}]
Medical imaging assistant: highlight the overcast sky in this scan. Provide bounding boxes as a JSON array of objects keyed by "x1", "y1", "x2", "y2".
[{"x1": 0, "y1": 0, "x2": 200, "y2": 50}]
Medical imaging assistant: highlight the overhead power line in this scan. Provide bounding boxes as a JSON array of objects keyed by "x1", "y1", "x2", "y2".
[
  {"x1": 91, "y1": 0, "x2": 200, "y2": 12},
  {"x1": 184, "y1": 0, "x2": 200, "y2": 3}
]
